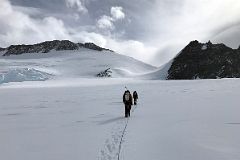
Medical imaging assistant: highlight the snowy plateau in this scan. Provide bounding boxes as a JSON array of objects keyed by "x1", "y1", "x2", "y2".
[{"x1": 0, "y1": 48, "x2": 240, "y2": 160}]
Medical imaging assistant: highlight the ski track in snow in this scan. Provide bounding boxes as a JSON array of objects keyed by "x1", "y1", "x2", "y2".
[{"x1": 99, "y1": 105, "x2": 137, "y2": 160}]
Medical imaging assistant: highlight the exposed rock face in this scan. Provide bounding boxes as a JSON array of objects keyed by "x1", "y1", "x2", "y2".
[
  {"x1": 79, "y1": 43, "x2": 111, "y2": 51},
  {"x1": 167, "y1": 40, "x2": 240, "y2": 79},
  {"x1": 2, "y1": 40, "x2": 112, "y2": 56},
  {"x1": 55, "y1": 40, "x2": 79, "y2": 51},
  {"x1": 0, "y1": 47, "x2": 5, "y2": 52},
  {"x1": 97, "y1": 68, "x2": 112, "y2": 77}
]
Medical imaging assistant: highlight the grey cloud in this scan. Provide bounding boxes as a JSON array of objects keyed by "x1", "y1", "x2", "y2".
[
  {"x1": 212, "y1": 24, "x2": 240, "y2": 49},
  {"x1": 111, "y1": 6, "x2": 125, "y2": 20},
  {"x1": 3, "y1": 0, "x2": 240, "y2": 66},
  {"x1": 97, "y1": 15, "x2": 114, "y2": 30},
  {"x1": 65, "y1": 0, "x2": 88, "y2": 13}
]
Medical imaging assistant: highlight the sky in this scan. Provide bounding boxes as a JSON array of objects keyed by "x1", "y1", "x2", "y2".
[{"x1": 1, "y1": 0, "x2": 240, "y2": 66}]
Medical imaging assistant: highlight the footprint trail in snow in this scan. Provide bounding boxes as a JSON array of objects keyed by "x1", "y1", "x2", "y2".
[{"x1": 99, "y1": 105, "x2": 137, "y2": 160}]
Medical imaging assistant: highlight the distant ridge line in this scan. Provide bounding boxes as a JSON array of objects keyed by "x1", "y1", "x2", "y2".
[{"x1": 1, "y1": 40, "x2": 113, "y2": 56}]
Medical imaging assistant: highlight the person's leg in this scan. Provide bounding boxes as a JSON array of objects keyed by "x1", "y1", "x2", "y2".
[
  {"x1": 128, "y1": 105, "x2": 131, "y2": 117},
  {"x1": 127, "y1": 105, "x2": 130, "y2": 117},
  {"x1": 125, "y1": 105, "x2": 128, "y2": 117}
]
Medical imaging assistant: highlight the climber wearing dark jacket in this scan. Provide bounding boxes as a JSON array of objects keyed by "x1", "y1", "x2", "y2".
[
  {"x1": 123, "y1": 90, "x2": 133, "y2": 117},
  {"x1": 133, "y1": 91, "x2": 138, "y2": 105}
]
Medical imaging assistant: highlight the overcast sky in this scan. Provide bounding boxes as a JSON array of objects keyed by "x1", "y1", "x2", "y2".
[{"x1": 1, "y1": 0, "x2": 240, "y2": 66}]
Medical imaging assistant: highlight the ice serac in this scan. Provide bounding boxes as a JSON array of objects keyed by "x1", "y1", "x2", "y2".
[
  {"x1": 0, "y1": 68, "x2": 50, "y2": 84},
  {"x1": 2, "y1": 40, "x2": 112, "y2": 56},
  {"x1": 167, "y1": 40, "x2": 240, "y2": 79}
]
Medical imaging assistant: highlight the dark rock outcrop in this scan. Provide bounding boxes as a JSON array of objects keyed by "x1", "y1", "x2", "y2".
[
  {"x1": 167, "y1": 40, "x2": 240, "y2": 79},
  {"x1": 97, "y1": 68, "x2": 112, "y2": 77},
  {"x1": 0, "y1": 47, "x2": 5, "y2": 52},
  {"x1": 55, "y1": 40, "x2": 79, "y2": 51},
  {"x1": 79, "y1": 43, "x2": 112, "y2": 52},
  {"x1": 2, "y1": 40, "x2": 112, "y2": 56}
]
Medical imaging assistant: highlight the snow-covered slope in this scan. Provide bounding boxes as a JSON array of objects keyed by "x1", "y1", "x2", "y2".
[
  {"x1": 140, "y1": 60, "x2": 172, "y2": 80},
  {"x1": 140, "y1": 50, "x2": 185, "y2": 80},
  {"x1": 0, "y1": 49, "x2": 156, "y2": 84},
  {"x1": 1, "y1": 42, "x2": 239, "y2": 160},
  {"x1": 0, "y1": 78, "x2": 240, "y2": 160}
]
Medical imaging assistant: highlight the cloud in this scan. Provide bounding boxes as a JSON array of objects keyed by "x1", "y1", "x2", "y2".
[
  {"x1": 106, "y1": 39, "x2": 158, "y2": 63},
  {"x1": 111, "y1": 6, "x2": 125, "y2": 20},
  {"x1": 96, "y1": 15, "x2": 114, "y2": 30},
  {"x1": 96, "y1": 6, "x2": 125, "y2": 30},
  {"x1": 211, "y1": 24, "x2": 240, "y2": 48},
  {"x1": 126, "y1": 0, "x2": 240, "y2": 65},
  {"x1": 3, "y1": 0, "x2": 240, "y2": 66},
  {"x1": 0, "y1": 0, "x2": 151, "y2": 65},
  {"x1": 70, "y1": 30, "x2": 107, "y2": 47},
  {"x1": 65, "y1": 0, "x2": 88, "y2": 13},
  {"x1": 0, "y1": 0, "x2": 70, "y2": 47},
  {"x1": 12, "y1": 6, "x2": 42, "y2": 16}
]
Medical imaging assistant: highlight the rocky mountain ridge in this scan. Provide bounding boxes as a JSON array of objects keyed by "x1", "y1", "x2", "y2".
[
  {"x1": 1, "y1": 40, "x2": 112, "y2": 56},
  {"x1": 0, "y1": 47, "x2": 5, "y2": 52},
  {"x1": 167, "y1": 40, "x2": 240, "y2": 79}
]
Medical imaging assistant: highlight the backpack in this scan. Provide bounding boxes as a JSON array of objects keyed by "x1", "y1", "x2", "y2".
[
  {"x1": 125, "y1": 92, "x2": 130, "y2": 101},
  {"x1": 133, "y1": 91, "x2": 138, "y2": 99}
]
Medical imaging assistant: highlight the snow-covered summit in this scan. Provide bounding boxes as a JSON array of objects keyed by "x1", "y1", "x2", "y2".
[{"x1": 0, "y1": 44, "x2": 156, "y2": 84}]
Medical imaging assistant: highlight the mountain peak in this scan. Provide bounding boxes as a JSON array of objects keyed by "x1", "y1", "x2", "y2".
[
  {"x1": 167, "y1": 40, "x2": 240, "y2": 79},
  {"x1": 2, "y1": 40, "x2": 113, "y2": 56}
]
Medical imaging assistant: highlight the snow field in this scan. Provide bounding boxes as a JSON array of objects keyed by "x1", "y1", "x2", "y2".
[
  {"x1": 1, "y1": 79, "x2": 240, "y2": 160},
  {"x1": 1, "y1": 48, "x2": 240, "y2": 160},
  {"x1": 0, "y1": 84, "x2": 123, "y2": 160},
  {"x1": 0, "y1": 49, "x2": 156, "y2": 84},
  {"x1": 123, "y1": 79, "x2": 240, "y2": 160}
]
